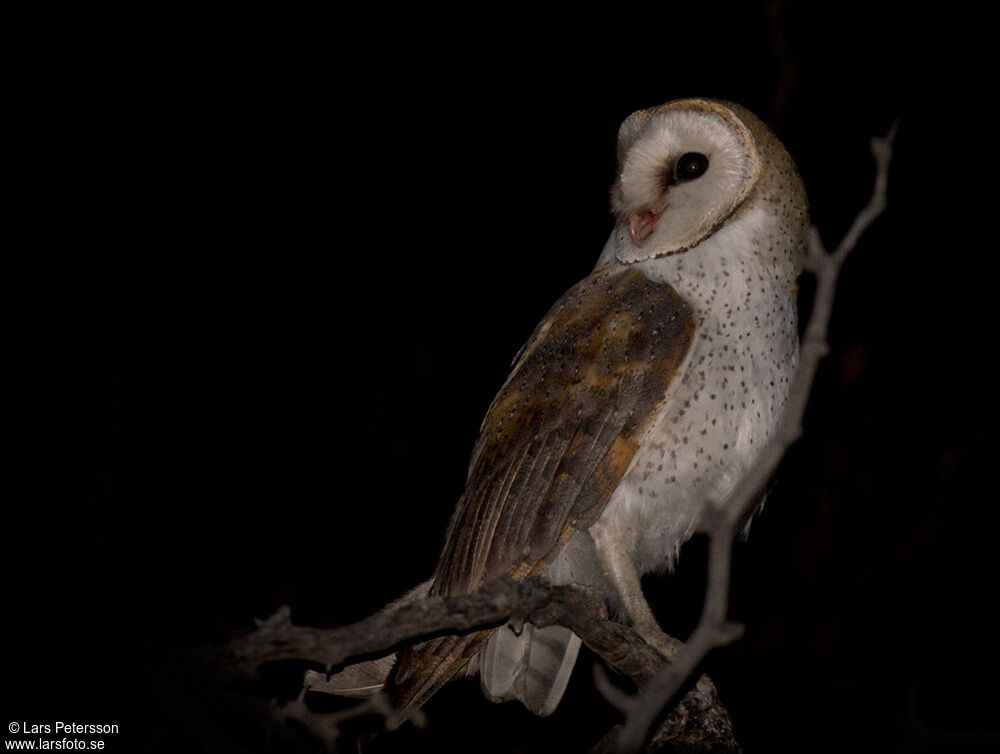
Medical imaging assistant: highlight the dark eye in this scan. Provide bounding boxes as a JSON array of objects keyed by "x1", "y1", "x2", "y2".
[{"x1": 676, "y1": 152, "x2": 709, "y2": 181}]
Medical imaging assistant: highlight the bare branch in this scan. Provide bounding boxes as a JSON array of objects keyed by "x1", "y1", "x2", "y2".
[
  {"x1": 214, "y1": 578, "x2": 607, "y2": 681},
  {"x1": 610, "y1": 121, "x2": 899, "y2": 753},
  {"x1": 206, "y1": 576, "x2": 737, "y2": 751},
  {"x1": 274, "y1": 689, "x2": 425, "y2": 750}
]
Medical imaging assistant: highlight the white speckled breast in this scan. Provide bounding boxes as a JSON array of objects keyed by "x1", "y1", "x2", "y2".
[
  {"x1": 601, "y1": 204, "x2": 799, "y2": 574},
  {"x1": 545, "y1": 202, "x2": 800, "y2": 591}
]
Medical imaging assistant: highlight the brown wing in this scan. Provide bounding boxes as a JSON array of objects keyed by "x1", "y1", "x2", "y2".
[{"x1": 388, "y1": 266, "x2": 695, "y2": 713}]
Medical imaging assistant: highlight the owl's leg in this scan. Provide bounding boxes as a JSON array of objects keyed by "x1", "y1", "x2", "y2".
[{"x1": 589, "y1": 524, "x2": 680, "y2": 660}]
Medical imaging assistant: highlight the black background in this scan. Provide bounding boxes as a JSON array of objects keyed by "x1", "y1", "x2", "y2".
[{"x1": 10, "y1": 3, "x2": 999, "y2": 753}]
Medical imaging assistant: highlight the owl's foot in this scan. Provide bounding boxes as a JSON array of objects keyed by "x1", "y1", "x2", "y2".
[{"x1": 632, "y1": 618, "x2": 681, "y2": 660}]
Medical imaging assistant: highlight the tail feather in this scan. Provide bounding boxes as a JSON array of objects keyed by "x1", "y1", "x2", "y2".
[
  {"x1": 480, "y1": 624, "x2": 582, "y2": 716},
  {"x1": 321, "y1": 578, "x2": 582, "y2": 718}
]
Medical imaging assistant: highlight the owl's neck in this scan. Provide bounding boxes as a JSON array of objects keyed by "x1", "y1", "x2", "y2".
[{"x1": 596, "y1": 205, "x2": 796, "y2": 321}]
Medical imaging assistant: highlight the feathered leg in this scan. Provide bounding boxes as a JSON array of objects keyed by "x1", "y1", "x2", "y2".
[{"x1": 589, "y1": 523, "x2": 679, "y2": 659}]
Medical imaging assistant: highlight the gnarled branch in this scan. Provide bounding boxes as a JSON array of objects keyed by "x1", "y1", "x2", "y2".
[{"x1": 207, "y1": 576, "x2": 737, "y2": 751}]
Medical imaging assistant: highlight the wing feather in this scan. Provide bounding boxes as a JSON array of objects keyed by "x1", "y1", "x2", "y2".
[
  {"x1": 469, "y1": 441, "x2": 532, "y2": 581},
  {"x1": 388, "y1": 266, "x2": 695, "y2": 714}
]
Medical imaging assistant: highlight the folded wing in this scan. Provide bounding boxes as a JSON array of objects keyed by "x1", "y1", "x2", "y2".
[{"x1": 388, "y1": 266, "x2": 695, "y2": 714}]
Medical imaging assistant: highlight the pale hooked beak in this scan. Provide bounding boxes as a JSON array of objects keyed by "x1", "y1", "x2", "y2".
[{"x1": 627, "y1": 209, "x2": 661, "y2": 247}]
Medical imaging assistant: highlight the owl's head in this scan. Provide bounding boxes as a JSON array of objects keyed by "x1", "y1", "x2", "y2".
[{"x1": 610, "y1": 98, "x2": 807, "y2": 265}]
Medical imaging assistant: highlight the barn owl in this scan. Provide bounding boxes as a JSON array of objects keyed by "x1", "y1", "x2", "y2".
[{"x1": 334, "y1": 98, "x2": 808, "y2": 719}]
